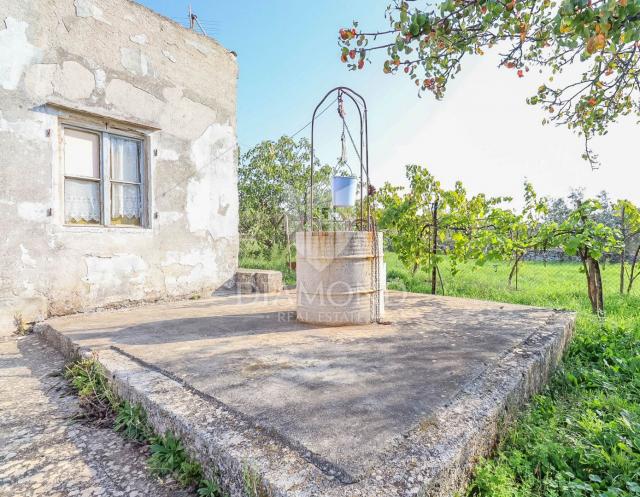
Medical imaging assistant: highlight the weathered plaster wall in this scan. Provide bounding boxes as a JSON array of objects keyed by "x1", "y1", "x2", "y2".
[{"x1": 0, "y1": 0, "x2": 239, "y2": 316}]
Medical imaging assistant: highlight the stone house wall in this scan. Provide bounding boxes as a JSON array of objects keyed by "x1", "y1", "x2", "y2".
[{"x1": 0, "y1": 0, "x2": 239, "y2": 322}]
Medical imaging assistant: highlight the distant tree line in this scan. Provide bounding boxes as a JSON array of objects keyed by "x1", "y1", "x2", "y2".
[{"x1": 238, "y1": 137, "x2": 639, "y2": 315}]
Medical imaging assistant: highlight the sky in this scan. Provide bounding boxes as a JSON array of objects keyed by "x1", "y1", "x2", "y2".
[{"x1": 139, "y1": 0, "x2": 639, "y2": 207}]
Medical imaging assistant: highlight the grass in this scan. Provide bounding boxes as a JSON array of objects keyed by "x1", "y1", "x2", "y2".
[
  {"x1": 247, "y1": 251, "x2": 640, "y2": 496},
  {"x1": 240, "y1": 246, "x2": 296, "y2": 286},
  {"x1": 64, "y1": 357, "x2": 226, "y2": 496},
  {"x1": 389, "y1": 254, "x2": 640, "y2": 497}
]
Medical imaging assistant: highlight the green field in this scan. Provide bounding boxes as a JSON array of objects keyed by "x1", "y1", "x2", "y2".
[{"x1": 240, "y1": 252, "x2": 640, "y2": 496}]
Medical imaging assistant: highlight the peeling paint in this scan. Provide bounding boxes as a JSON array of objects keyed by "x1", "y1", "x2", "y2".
[
  {"x1": 0, "y1": 17, "x2": 41, "y2": 90},
  {"x1": 24, "y1": 64, "x2": 56, "y2": 99},
  {"x1": 160, "y1": 96, "x2": 218, "y2": 140},
  {"x1": 217, "y1": 199, "x2": 230, "y2": 216},
  {"x1": 162, "y1": 86, "x2": 182, "y2": 102},
  {"x1": 104, "y1": 79, "x2": 163, "y2": 123},
  {"x1": 94, "y1": 68, "x2": 106, "y2": 90},
  {"x1": 186, "y1": 123, "x2": 236, "y2": 238},
  {"x1": 162, "y1": 249, "x2": 219, "y2": 294},
  {"x1": 17, "y1": 202, "x2": 47, "y2": 222},
  {"x1": 84, "y1": 254, "x2": 147, "y2": 302},
  {"x1": 185, "y1": 38, "x2": 210, "y2": 56},
  {"x1": 0, "y1": 111, "x2": 49, "y2": 140},
  {"x1": 129, "y1": 34, "x2": 147, "y2": 45},
  {"x1": 120, "y1": 47, "x2": 150, "y2": 76},
  {"x1": 2, "y1": 0, "x2": 238, "y2": 313},
  {"x1": 74, "y1": 0, "x2": 110, "y2": 24},
  {"x1": 20, "y1": 245, "x2": 36, "y2": 267},
  {"x1": 54, "y1": 60, "x2": 95, "y2": 100}
]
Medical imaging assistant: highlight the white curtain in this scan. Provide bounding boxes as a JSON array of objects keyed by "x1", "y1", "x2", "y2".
[
  {"x1": 110, "y1": 136, "x2": 141, "y2": 224},
  {"x1": 64, "y1": 179, "x2": 101, "y2": 224},
  {"x1": 110, "y1": 137, "x2": 139, "y2": 182},
  {"x1": 111, "y1": 183, "x2": 141, "y2": 224}
]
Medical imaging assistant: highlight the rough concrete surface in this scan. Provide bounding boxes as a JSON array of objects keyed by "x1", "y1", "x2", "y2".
[
  {"x1": 39, "y1": 290, "x2": 575, "y2": 497},
  {"x1": 0, "y1": 0, "x2": 239, "y2": 317},
  {"x1": 0, "y1": 333, "x2": 191, "y2": 497}
]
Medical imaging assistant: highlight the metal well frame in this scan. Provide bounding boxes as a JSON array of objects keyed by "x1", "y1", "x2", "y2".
[{"x1": 308, "y1": 86, "x2": 371, "y2": 232}]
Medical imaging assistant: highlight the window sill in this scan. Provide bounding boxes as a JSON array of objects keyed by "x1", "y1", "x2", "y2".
[{"x1": 57, "y1": 224, "x2": 153, "y2": 234}]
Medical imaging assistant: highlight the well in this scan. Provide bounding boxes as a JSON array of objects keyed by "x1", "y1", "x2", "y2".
[
  {"x1": 298, "y1": 86, "x2": 384, "y2": 325},
  {"x1": 296, "y1": 231, "x2": 385, "y2": 325}
]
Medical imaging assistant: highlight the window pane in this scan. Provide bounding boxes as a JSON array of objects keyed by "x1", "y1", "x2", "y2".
[
  {"x1": 64, "y1": 179, "x2": 101, "y2": 224},
  {"x1": 111, "y1": 183, "x2": 141, "y2": 226},
  {"x1": 110, "y1": 136, "x2": 140, "y2": 183},
  {"x1": 64, "y1": 128, "x2": 100, "y2": 178}
]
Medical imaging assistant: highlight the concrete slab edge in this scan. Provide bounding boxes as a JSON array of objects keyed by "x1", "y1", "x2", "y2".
[
  {"x1": 340, "y1": 310, "x2": 576, "y2": 497},
  {"x1": 35, "y1": 308, "x2": 576, "y2": 497},
  {"x1": 35, "y1": 323, "x2": 341, "y2": 497}
]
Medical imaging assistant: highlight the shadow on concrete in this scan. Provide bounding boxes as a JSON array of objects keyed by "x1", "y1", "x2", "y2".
[
  {"x1": 1, "y1": 335, "x2": 191, "y2": 496},
  {"x1": 68, "y1": 297, "x2": 554, "y2": 476},
  {"x1": 67, "y1": 310, "x2": 322, "y2": 346}
]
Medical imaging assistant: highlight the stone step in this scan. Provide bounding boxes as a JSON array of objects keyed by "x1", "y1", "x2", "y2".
[{"x1": 235, "y1": 269, "x2": 283, "y2": 294}]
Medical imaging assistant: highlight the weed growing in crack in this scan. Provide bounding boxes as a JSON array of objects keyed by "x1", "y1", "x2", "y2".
[
  {"x1": 149, "y1": 432, "x2": 226, "y2": 495},
  {"x1": 13, "y1": 314, "x2": 32, "y2": 335},
  {"x1": 197, "y1": 478, "x2": 223, "y2": 497},
  {"x1": 178, "y1": 461, "x2": 204, "y2": 487},
  {"x1": 149, "y1": 432, "x2": 188, "y2": 476},
  {"x1": 64, "y1": 355, "x2": 120, "y2": 424},
  {"x1": 242, "y1": 464, "x2": 272, "y2": 497},
  {"x1": 114, "y1": 401, "x2": 153, "y2": 442},
  {"x1": 65, "y1": 356, "x2": 226, "y2": 496}
]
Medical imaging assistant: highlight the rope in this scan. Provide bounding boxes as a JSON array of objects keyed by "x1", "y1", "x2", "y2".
[
  {"x1": 371, "y1": 203, "x2": 381, "y2": 324},
  {"x1": 342, "y1": 119, "x2": 362, "y2": 164}
]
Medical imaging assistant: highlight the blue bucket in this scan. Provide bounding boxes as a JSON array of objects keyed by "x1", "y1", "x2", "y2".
[{"x1": 332, "y1": 175, "x2": 358, "y2": 207}]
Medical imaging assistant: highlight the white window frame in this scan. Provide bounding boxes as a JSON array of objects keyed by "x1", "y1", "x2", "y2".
[{"x1": 60, "y1": 120, "x2": 149, "y2": 228}]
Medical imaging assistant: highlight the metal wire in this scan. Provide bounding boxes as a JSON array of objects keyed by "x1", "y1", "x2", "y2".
[{"x1": 291, "y1": 97, "x2": 337, "y2": 139}]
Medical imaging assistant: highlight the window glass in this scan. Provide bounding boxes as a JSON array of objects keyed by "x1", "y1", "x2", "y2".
[
  {"x1": 61, "y1": 123, "x2": 147, "y2": 228},
  {"x1": 110, "y1": 136, "x2": 140, "y2": 183},
  {"x1": 64, "y1": 128, "x2": 100, "y2": 178},
  {"x1": 111, "y1": 183, "x2": 141, "y2": 225},
  {"x1": 64, "y1": 179, "x2": 101, "y2": 224}
]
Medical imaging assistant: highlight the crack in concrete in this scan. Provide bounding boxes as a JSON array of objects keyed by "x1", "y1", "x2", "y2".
[{"x1": 108, "y1": 344, "x2": 358, "y2": 485}]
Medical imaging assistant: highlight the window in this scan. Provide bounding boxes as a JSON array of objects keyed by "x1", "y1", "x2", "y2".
[
  {"x1": 110, "y1": 136, "x2": 143, "y2": 226},
  {"x1": 63, "y1": 128, "x2": 102, "y2": 225},
  {"x1": 62, "y1": 125, "x2": 146, "y2": 227}
]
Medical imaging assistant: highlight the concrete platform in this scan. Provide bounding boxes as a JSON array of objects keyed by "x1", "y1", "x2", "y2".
[{"x1": 37, "y1": 290, "x2": 575, "y2": 497}]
